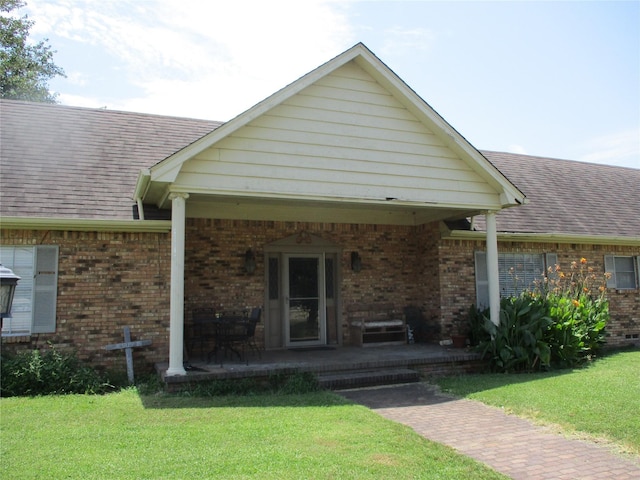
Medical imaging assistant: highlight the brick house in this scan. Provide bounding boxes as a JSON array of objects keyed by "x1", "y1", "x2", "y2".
[{"x1": 1, "y1": 44, "x2": 638, "y2": 375}]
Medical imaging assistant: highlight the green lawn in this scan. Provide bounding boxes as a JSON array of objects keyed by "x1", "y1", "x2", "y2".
[
  {"x1": 1, "y1": 389, "x2": 506, "y2": 479},
  {"x1": 435, "y1": 350, "x2": 640, "y2": 456}
]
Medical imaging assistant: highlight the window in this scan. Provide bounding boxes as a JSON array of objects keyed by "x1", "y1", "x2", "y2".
[
  {"x1": 0, "y1": 246, "x2": 58, "y2": 335},
  {"x1": 475, "y1": 252, "x2": 556, "y2": 309},
  {"x1": 604, "y1": 255, "x2": 639, "y2": 290}
]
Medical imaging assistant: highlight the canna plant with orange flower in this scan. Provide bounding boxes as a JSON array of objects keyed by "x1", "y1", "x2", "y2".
[
  {"x1": 472, "y1": 257, "x2": 610, "y2": 372},
  {"x1": 535, "y1": 257, "x2": 609, "y2": 368}
]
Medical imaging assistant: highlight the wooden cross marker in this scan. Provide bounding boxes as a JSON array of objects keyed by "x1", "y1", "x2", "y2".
[{"x1": 104, "y1": 326, "x2": 152, "y2": 384}]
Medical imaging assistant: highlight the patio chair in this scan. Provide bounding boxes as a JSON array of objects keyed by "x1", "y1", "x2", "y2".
[
  {"x1": 209, "y1": 308, "x2": 262, "y2": 366},
  {"x1": 242, "y1": 307, "x2": 262, "y2": 360},
  {"x1": 189, "y1": 307, "x2": 216, "y2": 360},
  {"x1": 403, "y1": 306, "x2": 439, "y2": 342}
]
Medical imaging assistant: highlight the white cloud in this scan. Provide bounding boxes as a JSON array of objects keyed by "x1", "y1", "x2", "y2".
[
  {"x1": 25, "y1": 0, "x2": 356, "y2": 119},
  {"x1": 507, "y1": 144, "x2": 528, "y2": 155},
  {"x1": 579, "y1": 128, "x2": 640, "y2": 169},
  {"x1": 56, "y1": 92, "x2": 108, "y2": 109},
  {"x1": 65, "y1": 71, "x2": 88, "y2": 87}
]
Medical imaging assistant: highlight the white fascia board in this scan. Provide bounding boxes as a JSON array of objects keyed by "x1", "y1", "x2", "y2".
[
  {"x1": 133, "y1": 169, "x2": 151, "y2": 201},
  {"x1": 0, "y1": 217, "x2": 171, "y2": 233},
  {"x1": 444, "y1": 229, "x2": 640, "y2": 247},
  {"x1": 150, "y1": 44, "x2": 368, "y2": 184},
  {"x1": 177, "y1": 184, "x2": 503, "y2": 211}
]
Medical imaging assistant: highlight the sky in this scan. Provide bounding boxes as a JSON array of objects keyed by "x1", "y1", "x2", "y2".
[{"x1": 19, "y1": 0, "x2": 640, "y2": 169}]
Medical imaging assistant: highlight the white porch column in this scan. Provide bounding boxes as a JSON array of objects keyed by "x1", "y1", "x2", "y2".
[
  {"x1": 485, "y1": 211, "x2": 500, "y2": 326},
  {"x1": 166, "y1": 192, "x2": 189, "y2": 376}
]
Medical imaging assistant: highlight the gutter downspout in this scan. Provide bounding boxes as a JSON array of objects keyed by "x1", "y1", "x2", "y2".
[
  {"x1": 133, "y1": 169, "x2": 151, "y2": 221},
  {"x1": 135, "y1": 197, "x2": 145, "y2": 220}
]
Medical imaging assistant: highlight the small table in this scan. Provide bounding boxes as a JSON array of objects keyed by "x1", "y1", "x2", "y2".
[{"x1": 208, "y1": 314, "x2": 249, "y2": 366}]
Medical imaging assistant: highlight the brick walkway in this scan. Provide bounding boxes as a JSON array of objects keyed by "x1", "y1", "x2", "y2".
[{"x1": 339, "y1": 383, "x2": 640, "y2": 480}]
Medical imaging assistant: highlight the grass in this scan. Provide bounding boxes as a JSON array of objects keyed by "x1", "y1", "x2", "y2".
[
  {"x1": 1, "y1": 389, "x2": 507, "y2": 479},
  {"x1": 435, "y1": 350, "x2": 640, "y2": 456}
]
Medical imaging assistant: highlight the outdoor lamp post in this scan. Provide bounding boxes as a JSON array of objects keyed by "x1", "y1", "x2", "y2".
[{"x1": 0, "y1": 264, "x2": 20, "y2": 318}]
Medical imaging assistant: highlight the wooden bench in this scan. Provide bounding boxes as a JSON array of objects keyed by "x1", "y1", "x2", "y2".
[{"x1": 346, "y1": 303, "x2": 407, "y2": 347}]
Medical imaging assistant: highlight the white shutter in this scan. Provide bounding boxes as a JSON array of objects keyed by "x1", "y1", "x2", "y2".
[
  {"x1": 474, "y1": 251, "x2": 489, "y2": 309},
  {"x1": 604, "y1": 255, "x2": 616, "y2": 289},
  {"x1": 0, "y1": 246, "x2": 34, "y2": 334},
  {"x1": 545, "y1": 253, "x2": 558, "y2": 282},
  {"x1": 32, "y1": 246, "x2": 58, "y2": 334}
]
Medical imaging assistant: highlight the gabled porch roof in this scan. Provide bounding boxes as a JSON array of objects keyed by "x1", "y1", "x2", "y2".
[{"x1": 137, "y1": 43, "x2": 526, "y2": 226}]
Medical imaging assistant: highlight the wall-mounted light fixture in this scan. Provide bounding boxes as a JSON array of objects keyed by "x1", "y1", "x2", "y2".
[
  {"x1": 0, "y1": 264, "x2": 20, "y2": 318},
  {"x1": 351, "y1": 252, "x2": 362, "y2": 273},
  {"x1": 244, "y1": 249, "x2": 256, "y2": 274}
]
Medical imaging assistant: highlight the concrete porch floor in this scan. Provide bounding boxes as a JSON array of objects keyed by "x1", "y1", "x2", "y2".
[{"x1": 157, "y1": 343, "x2": 484, "y2": 390}]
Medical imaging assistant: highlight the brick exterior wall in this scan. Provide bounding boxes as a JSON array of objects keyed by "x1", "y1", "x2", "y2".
[
  {"x1": 437, "y1": 239, "x2": 480, "y2": 337},
  {"x1": 183, "y1": 219, "x2": 432, "y2": 346},
  {"x1": 438, "y1": 238, "x2": 640, "y2": 348},
  {"x1": 2, "y1": 224, "x2": 637, "y2": 373},
  {"x1": 1, "y1": 229, "x2": 172, "y2": 375}
]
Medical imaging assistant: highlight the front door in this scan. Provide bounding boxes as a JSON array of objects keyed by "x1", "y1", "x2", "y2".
[{"x1": 284, "y1": 254, "x2": 326, "y2": 347}]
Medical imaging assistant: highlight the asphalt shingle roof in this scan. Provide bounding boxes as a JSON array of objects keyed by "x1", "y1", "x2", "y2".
[
  {"x1": 1, "y1": 100, "x2": 638, "y2": 239},
  {"x1": 0, "y1": 100, "x2": 221, "y2": 220},
  {"x1": 480, "y1": 151, "x2": 640, "y2": 237}
]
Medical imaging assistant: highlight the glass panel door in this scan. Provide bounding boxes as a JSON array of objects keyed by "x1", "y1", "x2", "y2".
[{"x1": 284, "y1": 255, "x2": 326, "y2": 346}]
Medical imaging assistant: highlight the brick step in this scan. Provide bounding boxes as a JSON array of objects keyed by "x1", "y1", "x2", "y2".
[{"x1": 317, "y1": 368, "x2": 420, "y2": 390}]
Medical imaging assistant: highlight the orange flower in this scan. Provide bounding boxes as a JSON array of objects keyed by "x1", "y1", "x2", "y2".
[
  {"x1": 580, "y1": 257, "x2": 587, "y2": 264},
  {"x1": 572, "y1": 299, "x2": 581, "y2": 308},
  {"x1": 583, "y1": 287, "x2": 589, "y2": 293}
]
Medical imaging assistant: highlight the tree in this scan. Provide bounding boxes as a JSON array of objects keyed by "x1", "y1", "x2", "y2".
[{"x1": 0, "y1": 0, "x2": 64, "y2": 102}]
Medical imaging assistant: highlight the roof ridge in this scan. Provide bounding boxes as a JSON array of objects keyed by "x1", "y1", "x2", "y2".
[
  {"x1": 481, "y1": 149, "x2": 639, "y2": 172},
  {"x1": 0, "y1": 98, "x2": 225, "y2": 125}
]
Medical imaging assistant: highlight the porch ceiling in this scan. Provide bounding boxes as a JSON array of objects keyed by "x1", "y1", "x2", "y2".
[{"x1": 184, "y1": 192, "x2": 481, "y2": 225}]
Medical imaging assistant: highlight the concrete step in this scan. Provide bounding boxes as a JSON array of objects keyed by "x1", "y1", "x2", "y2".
[{"x1": 317, "y1": 368, "x2": 420, "y2": 390}]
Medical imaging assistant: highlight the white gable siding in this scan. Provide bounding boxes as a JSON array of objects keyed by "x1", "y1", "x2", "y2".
[{"x1": 174, "y1": 61, "x2": 501, "y2": 209}]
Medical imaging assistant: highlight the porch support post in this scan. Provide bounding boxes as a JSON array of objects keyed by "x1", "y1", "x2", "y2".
[
  {"x1": 166, "y1": 192, "x2": 189, "y2": 376},
  {"x1": 485, "y1": 211, "x2": 500, "y2": 326}
]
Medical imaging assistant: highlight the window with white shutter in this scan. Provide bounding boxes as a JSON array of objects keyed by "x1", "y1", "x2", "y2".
[
  {"x1": 33, "y1": 246, "x2": 59, "y2": 333},
  {"x1": 0, "y1": 245, "x2": 58, "y2": 335},
  {"x1": 474, "y1": 251, "x2": 489, "y2": 309},
  {"x1": 604, "y1": 255, "x2": 639, "y2": 290},
  {"x1": 545, "y1": 253, "x2": 559, "y2": 282}
]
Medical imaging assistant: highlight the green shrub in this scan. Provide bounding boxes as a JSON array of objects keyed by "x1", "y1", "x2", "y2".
[
  {"x1": 1, "y1": 345, "x2": 109, "y2": 396},
  {"x1": 180, "y1": 377, "x2": 261, "y2": 397},
  {"x1": 277, "y1": 371, "x2": 320, "y2": 394},
  {"x1": 175, "y1": 372, "x2": 321, "y2": 397},
  {"x1": 468, "y1": 304, "x2": 491, "y2": 347}
]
